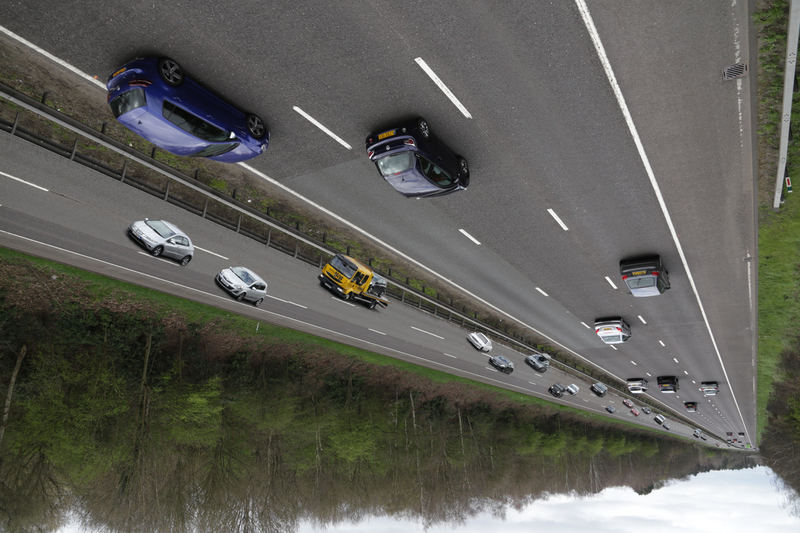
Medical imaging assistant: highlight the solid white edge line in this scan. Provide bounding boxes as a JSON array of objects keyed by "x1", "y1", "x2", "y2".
[
  {"x1": 0, "y1": 24, "x2": 106, "y2": 89},
  {"x1": 0, "y1": 170, "x2": 49, "y2": 191},
  {"x1": 604, "y1": 276, "x2": 618, "y2": 289},
  {"x1": 414, "y1": 57, "x2": 472, "y2": 119},
  {"x1": 575, "y1": 0, "x2": 752, "y2": 444},
  {"x1": 459, "y1": 228, "x2": 481, "y2": 245},
  {"x1": 193, "y1": 246, "x2": 228, "y2": 260},
  {"x1": 292, "y1": 106, "x2": 352, "y2": 149},
  {"x1": 546, "y1": 208, "x2": 569, "y2": 230}
]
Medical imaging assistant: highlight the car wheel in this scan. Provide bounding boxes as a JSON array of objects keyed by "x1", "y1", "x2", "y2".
[
  {"x1": 180, "y1": 255, "x2": 192, "y2": 266},
  {"x1": 237, "y1": 292, "x2": 247, "y2": 302},
  {"x1": 158, "y1": 58, "x2": 184, "y2": 86},
  {"x1": 369, "y1": 300, "x2": 377, "y2": 309},
  {"x1": 458, "y1": 157, "x2": 469, "y2": 177},
  {"x1": 254, "y1": 298, "x2": 264, "y2": 307},
  {"x1": 418, "y1": 119, "x2": 430, "y2": 140},
  {"x1": 246, "y1": 114, "x2": 266, "y2": 139},
  {"x1": 151, "y1": 246, "x2": 164, "y2": 257}
]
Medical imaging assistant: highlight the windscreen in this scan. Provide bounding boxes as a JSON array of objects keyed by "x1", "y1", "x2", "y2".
[
  {"x1": 376, "y1": 152, "x2": 414, "y2": 176},
  {"x1": 145, "y1": 220, "x2": 175, "y2": 239},
  {"x1": 330, "y1": 255, "x2": 356, "y2": 279},
  {"x1": 625, "y1": 276, "x2": 656, "y2": 288},
  {"x1": 230, "y1": 267, "x2": 257, "y2": 285},
  {"x1": 109, "y1": 88, "x2": 146, "y2": 118}
]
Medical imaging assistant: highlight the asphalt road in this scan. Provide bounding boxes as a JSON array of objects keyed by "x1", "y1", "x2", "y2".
[
  {"x1": 0, "y1": 1, "x2": 757, "y2": 445},
  {"x1": 0, "y1": 131, "x2": 719, "y2": 442}
]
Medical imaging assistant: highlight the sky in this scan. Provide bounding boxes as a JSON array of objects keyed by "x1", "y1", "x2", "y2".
[{"x1": 298, "y1": 466, "x2": 800, "y2": 533}]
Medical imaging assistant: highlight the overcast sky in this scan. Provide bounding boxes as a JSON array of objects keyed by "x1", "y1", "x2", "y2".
[{"x1": 298, "y1": 465, "x2": 800, "y2": 533}]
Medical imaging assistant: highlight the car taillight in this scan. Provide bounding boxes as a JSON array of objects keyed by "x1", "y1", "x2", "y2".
[
  {"x1": 129, "y1": 79, "x2": 152, "y2": 87},
  {"x1": 404, "y1": 138, "x2": 416, "y2": 146},
  {"x1": 652, "y1": 271, "x2": 659, "y2": 276},
  {"x1": 616, "y1": 327, "x2": 622, "y2": 332},
  {"x1": 621, "y1": 275, "x2": 628, "y2": 280}
]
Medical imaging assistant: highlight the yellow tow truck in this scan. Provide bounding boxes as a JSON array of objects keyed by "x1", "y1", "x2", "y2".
[{"x1": 318, "y1": 254, "x2": 389, "y2": 309}]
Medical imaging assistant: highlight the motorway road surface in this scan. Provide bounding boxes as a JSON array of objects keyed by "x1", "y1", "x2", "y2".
[{"x1": 0, "y1": 1, "x2": 756, "y2": 445}]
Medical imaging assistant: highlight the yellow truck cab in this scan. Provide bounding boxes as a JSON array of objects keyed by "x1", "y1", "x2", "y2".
[{"x1": 318, "y1": 254, "x2": 389, "y2": 309}]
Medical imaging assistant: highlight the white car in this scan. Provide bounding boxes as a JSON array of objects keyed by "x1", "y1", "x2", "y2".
[
  {"x1": 467, "y1": 332, "x2": 492, "y2": 352},
  {"x1": 566, "y1": 384, "x2": 579, "y2": 395},
  {"x1": 128, "y1": 219, "x2": 194, "y2": 265},
  {"x1": 700, "y1": 381, "x2": 719, "y2": 396},
  {"x1": 216, "y1": 266, "x2": 268, "y2": 306},
  {"x1": 594, "y1": 317, "x2": 631, "y2": 344}
]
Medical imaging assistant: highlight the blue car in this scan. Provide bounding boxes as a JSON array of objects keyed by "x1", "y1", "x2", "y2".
[
  {"x1": 366, "y1": 118, "x2": 469, "y2": 198},
  {"x1": 107, "y1": 58, "x2": 269, "y2": 163}
]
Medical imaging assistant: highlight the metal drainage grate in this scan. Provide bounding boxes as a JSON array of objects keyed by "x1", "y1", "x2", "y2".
[{"x1": 723, "y1": 62, "x2": 748, "y2": 81}]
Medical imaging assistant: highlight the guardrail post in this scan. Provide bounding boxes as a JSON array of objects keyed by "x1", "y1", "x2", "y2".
[
  {"x1": 236, "y1": 214, "x2": 242, "y2": 233},
  {"x1": 10, "y1": 111, "x2": 20, "y2": 136},
  {"x1": 163, "y1": 181, "x2": 170, "y2": 201},
  {"x1": 194, "y1": 169, "x2": 200, "y2": 180},
  {"x1": 322, "y1": 232, "x2": 326, "y2": 244},
  {"x1": 120, "y1": 160, "x2": 128, "y2": 183},
  {"x1": 69, "y1": 138, "x2": 78, "y2": 161},
  {"x1": 266, "y1": 228, "x2": 272, "y2": 247},
  {"x1": 151, "y1": 147, "x2": 157, "y2": 159},
  {"x1": 201, "y1": 197, "x2": 209, "y2": 218},
  {"x1": 41, "y1": 91, "x2": 49, "y2": 104},
  {"x1": 293, "y1": 239, "x2": 299, "y2": 258},
  {"x1": 401, "y1": 290, "x2": 405, "y2": 303},
  {"x1": 318, "y1": 255, "x2": 324, "y2": 268},
  {"x1": 101, "y1": 122, "x2": 107, "y2": 134}
]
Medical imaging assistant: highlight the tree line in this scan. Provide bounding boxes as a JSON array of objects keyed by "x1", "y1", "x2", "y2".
[{"x1": 0, "y1": 256, "x2": 750, "y2": 533}]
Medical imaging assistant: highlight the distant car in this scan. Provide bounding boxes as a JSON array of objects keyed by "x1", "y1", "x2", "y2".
[
  {"x1": 627, "y1": 378, "x2": 648, "y2": 393},
  {"x1": 622, "y1": 399, "x2": 633, "y2": 408},
  {"x1": 657, "y1": 375, "x2": 680, "y2": 393},
  {"x1": 605, "y1": 405, "x2": 616, "y2": 414},
  {"x1": 216, "y1": 266, "x2": 268, "y2": 306},
  {"x1": 684, "y1": 401, "x2": 698, "y2": 413},
  {"x1": 630, "y1": 408, "x2": 639, "y2": 416},
  {"x1": 594, "y1": 317, "x2": 631, "y2": 344},
  {"x1": 467, "y1": 332, "x2": 493, "y2": 352},
  {"x1": 641, "y1": 406, "x2": 651, "y2": 415},
  {"x1": 654, "y1": 414, "x2": 666, "y2": 425},
  {"x1": 549, "y1": 383, "x2": 567, "y2": 398},
  {"x1": 662, "y1": 422, "x2": 670, "y2": 430},
  {"x1": 127, "y1": 219, "x2": 194, "y2": 265},
  {"x1": 700, "y1": 381, "x2": 719, "y2": 396},
  {"x1": 693, "y1": 429, "x2": 702, "y2": 438},
  {"x1": 590, "y1": 382, "x2": 608, "y2": 397},
  {"x1": 525, "y1": 353, "x2": 551, "y2": 372},
  {"x1": 365, "y1": 118, "x2": 469, "y2": 198},
  {"x1": 619, "y1": 255, "x2": 671, "y2": 297},
  {"x1": 700, "y1": 435, "x2": 708, "y2": 441},
  {"x1": 565, "y1": 384, "x2": 579, "y2": 395},
  {"x1": 738, "y1": 432, "x2": 745, "y2": 440},
  {"x1": 107, "y1": 57, "x2": 269, "y2": 163},
  {"x1": 489, "y1": 355, "x2": 514, "y2": 374}
]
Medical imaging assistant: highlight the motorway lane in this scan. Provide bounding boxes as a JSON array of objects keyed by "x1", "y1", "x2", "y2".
[
  {"x1": 0, "y1": 1, "x2": 755, "y2": 442},
  {"x1": 0, "y1": 132, "x2": 718, "y2": 443}
]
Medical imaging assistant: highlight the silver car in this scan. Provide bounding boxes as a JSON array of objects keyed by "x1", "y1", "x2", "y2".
[
  {"x1": 594, "y1": 317, "x2": 631, "y2": 344},
  {"x1": 566, "y1": 384, "x2": 579, "y2": 395},
  {"x1": 467, "y1": 332, "x2": 493, "y2": 352},
  {"x1": 128, "y1": 219, "x2": 194, "y2": 265},
  {"x1": 216, "y1": 266, "x2": 268, "y2": 306}
]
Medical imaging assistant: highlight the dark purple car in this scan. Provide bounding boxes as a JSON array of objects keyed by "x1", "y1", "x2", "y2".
[
  {"x1": 366, "y1": 118, "x2": 469, "y2": 198},
  {"x1": 107, "y1": 58, "x2": 268, "y2": 163}
]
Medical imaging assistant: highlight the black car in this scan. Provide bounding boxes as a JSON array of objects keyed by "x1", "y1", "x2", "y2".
[
  {"x1": 641, "y1": 406, "x2": 651, "y2": 415},
  {"x1": 489, "y1": 355, "x2": 514, "y2": 374},
  {"x1": 605, "y1": 405, "x2": 616, "y2": 414},
  {"x1": 590, "y1": 382, "x2": 608, "y2": 397},
  {"x1": 366, "y1": 118, "x2": 469, "y2": 198},
  {"x1": 525, "y1": 353, "x2": 551, "y2": 372},
  {"x1": 549, "y1": 382, "x2": 567, "y2": 398},
  {"x1": 684, "y1": 401, "x2": 698, "y2": 413},
  {"x1": 619, "y1": 255, "x2": 671, "y2": 297}
]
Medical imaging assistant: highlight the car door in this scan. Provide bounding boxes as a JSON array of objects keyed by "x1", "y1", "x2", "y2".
[{"x1": 164, "y1": 236, "x2": 189, "y2": 259}]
